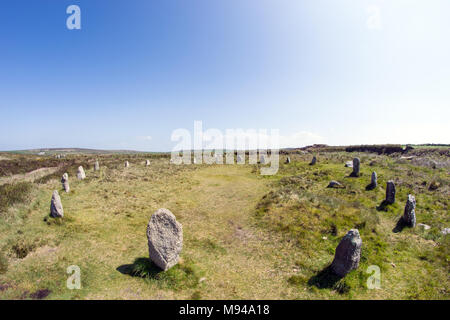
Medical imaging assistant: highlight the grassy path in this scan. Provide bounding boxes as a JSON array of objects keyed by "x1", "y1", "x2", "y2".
[{"x1": 1, "y1": 163, "x2": 301, "y2": 299}]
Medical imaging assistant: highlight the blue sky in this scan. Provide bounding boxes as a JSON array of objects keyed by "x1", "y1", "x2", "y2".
[{"x1": 0, "y1": 0, "x2": 449, "y2": 151}]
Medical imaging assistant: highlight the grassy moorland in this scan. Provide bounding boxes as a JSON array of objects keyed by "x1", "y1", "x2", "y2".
[{"x1": 0, "y1": 150, "x2": 448, "y2": 299}]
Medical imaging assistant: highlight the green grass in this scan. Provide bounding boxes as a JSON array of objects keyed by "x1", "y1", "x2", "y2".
[
  {"x1": 0, "y1": 182, "x2": 32, "y2": 213},
  {"x1": 0, "y1": 152, "x2": 448, "y2": 299}
]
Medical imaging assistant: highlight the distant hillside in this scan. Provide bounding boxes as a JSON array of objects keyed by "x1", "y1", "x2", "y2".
[{"x1": 4, "y1": 148, "x2": 159, "y2": 155}]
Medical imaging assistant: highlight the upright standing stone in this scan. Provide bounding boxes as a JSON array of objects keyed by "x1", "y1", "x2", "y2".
[
  {"x1": 94, "y1": 160, "x2": 100, "y2": 171},
  {"x1": 77, "y1": 166, "x2": 86, "y2": 180},
  {"x1": 237, "y1": 155, "x2": 243, "y2": 163},
  {"x1": 370, "y1": 171, "x2": 377, "y2": 187},
  {"x1": 366, "y1": 171, "x2": 377, "y2": 190},
  {"x1": 125, "y1": 161, "x2": 130, "y2": 168},
  {"x1": 50, "y1": 190, "x2": 64, "y2": 218},
  {"x1": 61, "y1": 173, "x2": 70, "y2": 193},
  {"x1": 331, "y1": 229, "x2": 362, "y2": 277},
  {"x1": 145, "y1": 159, "x2": 150, "y2": 166},
  {"x1": 147, "y1": 208, "x2": 183, "y2": 271},
  {"x1": 285, "y1": 156, "x2": 291, "y2": 164},
  {"x1": 310, "y1": 156, "x2": 317, "y2": 165},
  {"x1": 386, "y1": 180, "x2": 396, "y2": 204},
  {"x1": 402, "y1": 194, "x2": 416, "y2": 227},
  {"x1": 350, "y1": 157, "x2": 360, "y2": 177}
]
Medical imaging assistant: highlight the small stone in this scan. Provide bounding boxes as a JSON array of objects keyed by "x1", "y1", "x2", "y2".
[
  {"x1": 402, "y1": 194, "x2": 416, "y2": 228},
  {"x1": 385, "y1": 180, "x2": 396, "y2": 204},
  {"x1": 147, "y1": 208, "x2": 183, "y2": 271},
  {"x1": 50, "y1": 190, "x2": 64, "y2": 218},
  {"x1": 345, "y1": 161, "x2": 353, "y2": 168},
  {"x1": 322, "y1": 236, "x2": 328, "y2": 240},
  {"x1": 327, "y1": 180, "x2": 343, "y2": 188},
  {"x1": 309, "y1": 156, "x2": 317, "y2": 165},
  {"x1": 145, "y1": 160, "x2": 150, "y2": 166},
  {"x1": 61, "y1": 173, "x2": 69, "y2": 193},
  {"x1": 350, "y1": 157, "x2": 360, "y2": 177},
  {"x1": 77, "y1": 166, "x2": 86, "y2": 180},
  {"x1": 199, "y1": 277, "x2": 206, "y2": 283},
  {"x1": 417, "y1": 223, "x2": 430, "y2": 230},
  {"x1": 94, "y1": 160, "x2": 100, "y2": 171},
  {"x1": 331, "y1": 229, "x2": 362, "y2": 277},
  {"x1": 391, "y1": 263, "x2": 396, "y2": 268},
  {"x1": 441, "y1": 228, "x2": 450, "y2": 235}
]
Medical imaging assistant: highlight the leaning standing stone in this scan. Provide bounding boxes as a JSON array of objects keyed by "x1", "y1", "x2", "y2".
[
  {"x1": 331, "y1": 229, "x2": 362, "y2": 277},
  {"x1": 61, "y1": 173, "x2": 70, "y2": 193},
  {"x1": 50, "y1": 190, "x2": 64, "y2": 218},
  {"x1": 402, "y1": 194, "x2": 416, "y2": 227},
  {"x1": 350, "y1": 157, "x2": 360, "y2": 177},
  {"x1": 310, "y1": 156, "x2": 317, "y2": 165},
  {"x1": 147, "y1": 208, "x2": 183, "y2": 271},
  {"x1": 77, "y1": 166, "x2": 86, "y2": 180},
  {"x1": 386, "y1": 180, "x2": 396, "y2": 204},
  {"x1": 125, "y1": 161, "x2": 130, "y2": 168},
  {"x1": 94, "y1": 160, "x2": 100, "y2": 171}
]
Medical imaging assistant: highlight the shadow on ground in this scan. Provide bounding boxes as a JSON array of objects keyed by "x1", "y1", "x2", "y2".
[
  {"x1": 392, "y1": 217, "x2": 408, "y2": 233},
  {"x1": 117, "y1": 257, "x2": 163, "y2": 279},
  {"x1": 376, "y1": 200, "x2": 391, "y2": 211},
  {"x1": 308, "y1": 265, "x2": 351, "y2": 294},
  {"x1": 308, "y1": 265, "x2": 342, "y2": 289}
]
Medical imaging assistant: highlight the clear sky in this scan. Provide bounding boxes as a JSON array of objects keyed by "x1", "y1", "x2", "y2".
[{"x1": 1, "y1": 0, "x2": 449, "y2": 151}]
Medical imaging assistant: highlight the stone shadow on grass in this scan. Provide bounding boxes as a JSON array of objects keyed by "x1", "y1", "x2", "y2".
[
  {"x1": 365, "y1": 183, "x2": 376, "y2": 191},
  {"x1": 116, "y1": 257, "x2": 163, "y2": 279},
  {"x1": 307, "y1": 265, "x2": 342, "y2": 289},
  {"x1": 376, "y1": 200, "x2": 391, "y2": 212},
  {"x1": 393, "y1": 217, "x2": 407, "y2": 233}
]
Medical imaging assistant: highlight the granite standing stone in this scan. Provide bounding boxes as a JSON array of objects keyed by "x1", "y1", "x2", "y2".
[
  {"x1": 386, "y1": 180, "x2": 396, "y2": 204},
  {"x1": 77, "y1": 166, "x2": 86, "y2": 180},
  {"x1": 94, "y1": 161, "x2": 100, "y2": 171},
  {"x1": 61, "y1": 173, "x2": 70, "y2": 193},
  {"x1": 350, "y1": 157, "x2": 360, "y2": 177},
  {"x1": 147, "y1": 208, "x2": 183, "y2": 271},
  {"x1": 402, "y1": 194, "x2": 416, "y2": 227},
  {"x1": 50, "y1": 190, "x2": 64, "y2": 218},
  {"x1": 331, "y1": 229, "x2": 362, "y2": 277}
]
